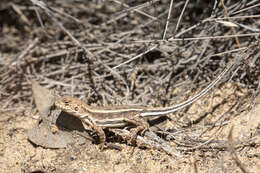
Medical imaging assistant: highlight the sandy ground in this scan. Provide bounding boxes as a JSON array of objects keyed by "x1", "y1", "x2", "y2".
[{"x1": 1, "y1": 83, "x2": 260, "y2": 173}]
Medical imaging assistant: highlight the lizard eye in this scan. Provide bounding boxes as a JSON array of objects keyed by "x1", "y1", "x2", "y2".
[{"x1": 63, "y1": 100, "x2": 70, "y2": 105}]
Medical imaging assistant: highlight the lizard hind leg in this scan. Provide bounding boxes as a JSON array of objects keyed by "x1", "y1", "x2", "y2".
[{"x1": 124, "y1": 117, "x2": 149, "y2": 145}]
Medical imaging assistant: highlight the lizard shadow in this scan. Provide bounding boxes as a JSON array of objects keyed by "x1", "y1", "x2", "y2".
[
  {"x1": 56, "y1": 112, "x2": 86, "y2": 132},
  {"x1": 56, "y1": 112, "x2": 99, "y2": 144}
]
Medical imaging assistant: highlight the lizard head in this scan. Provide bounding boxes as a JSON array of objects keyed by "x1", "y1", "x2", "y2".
[{"x1": 55, "y1": 96, "x2": 88, "y2": 118}]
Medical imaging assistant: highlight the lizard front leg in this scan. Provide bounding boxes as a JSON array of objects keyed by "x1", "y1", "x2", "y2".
[{"x1": 82, "y1": 122, "x2": 106, "y2": 150}]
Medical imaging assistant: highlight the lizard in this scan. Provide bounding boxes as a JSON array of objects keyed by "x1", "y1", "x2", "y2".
[{"x1": 54, "y1": 60, "x2": 234, "y2": 150}]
